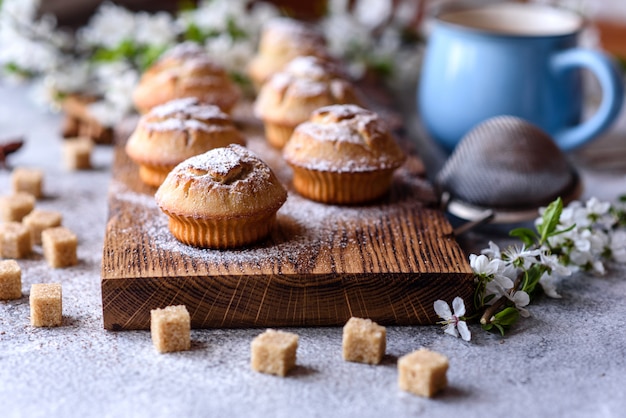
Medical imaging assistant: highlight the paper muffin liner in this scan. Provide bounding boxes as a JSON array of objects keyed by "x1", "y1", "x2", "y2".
[
  {"x1": 290, "y1": 166, "x2": 396, "y2": 205},
  {"x1": 263, "y1": 122, "x2": 296, "y2": 149},
  {"x1": 162, "y1": 210, "x2": 278, "y2": 249},
  {"x1": 139, "y1": 164, "x2": 175, "y2": 188}
]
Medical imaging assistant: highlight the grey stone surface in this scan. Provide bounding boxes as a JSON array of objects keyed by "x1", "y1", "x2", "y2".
[{"x1": 1, "y1": 83, "x2": 626, "y2": 418}]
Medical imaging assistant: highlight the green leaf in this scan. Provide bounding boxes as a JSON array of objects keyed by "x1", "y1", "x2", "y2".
[
  {"x1": 226, "y1": 17, "x2": 248, "y2": 41},
  {"x1": 138, "y1": 45, "x2": 167, "y2": 71},
  {"x1": 92, "y1": 39, "x2": 138, "y2": 63},
  {"x1": 521, "y1": 265, "x2": 545, "y2": 295},
  {"x1": 184, "y1": 23, "x2": 205, "y2": 43},
  {"x1": 509, "y1": 227, "x2": 537, "y2": 247},
  {"x1": 537, "y1": 197, "x2": 563, "y2": 244},
  {"x1": 4, "y1": 62, "x2": 33, "y2": 77},
  {"x1": 481, "y1": 322, "x2": 505, "y2": 336},
  {"x1": 493, "y1": 307, "x2": 520, "y2": 327}
]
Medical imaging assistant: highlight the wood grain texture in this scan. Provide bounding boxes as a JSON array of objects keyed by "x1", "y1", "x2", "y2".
[{"x1": 101, "y1": 104, "x2": 474, "y2": 330}]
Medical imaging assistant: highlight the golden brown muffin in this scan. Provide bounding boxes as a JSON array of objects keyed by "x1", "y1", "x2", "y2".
[
  {"x1": 283, "y1": 104, "x2": 406, "y2": 204},
  {"x1": 132, "y1": 42, "x2": 240, "y2": 114},
  {"x1": 155, "y1": 144, "x2": 287, "y2": 249},
  {"x1": 254, "y1": 56, "x2": 361, "y2": 149},
  {"x1": 247, "y1": 17, "x2": 330, "y2": 89},
  {"x1": 126, "y1": 97, "x2": 246, "y2": 187}
]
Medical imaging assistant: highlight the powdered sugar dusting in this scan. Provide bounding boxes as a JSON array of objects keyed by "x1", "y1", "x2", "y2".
[
  {"x1": 186, "y1": 145, "x2": 246, "y2": 177},
  {"x1": 314, "y1": 104, "x2": 371, "y2": 121},
  {"x1": 145, "y1": 118, "x2": 227, "y2": 134},
  {"x1": 109, "y1": 124, "x2": 433, "y2": 273},
  {"x1": 144, "y1": 98, "x2": 230, "y2": 133},
  {"x1": 150, "y1": 98, "x2": 226, "y2": 119},
  {"x1": 284, "y1": 56, "x2": 331, "y2": 80}
]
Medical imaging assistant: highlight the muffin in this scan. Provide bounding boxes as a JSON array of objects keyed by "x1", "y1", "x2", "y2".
[
  {"x1": 247, "y1": 17, "x2": 330, "y2": 89},
  {"x1": 132, "y1": 42, "x2": 240, "y2": 114},
  {"x1": 254, "y1": 56, "x2": 361, "y2": 149},
  {"x1": 125, "y1": 97, "x2": 246, "y2": 187},
  {"x1": 155, "y1": 144, "x2": 287, "y2": 249},
  {"x1": 283, "y1": 105, "x2": 406, "y2": 204}
]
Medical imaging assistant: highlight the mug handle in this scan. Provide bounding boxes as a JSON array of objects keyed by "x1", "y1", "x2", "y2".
[{"x1": 550, "y1": 48, "x2": 624, "y2": 151}]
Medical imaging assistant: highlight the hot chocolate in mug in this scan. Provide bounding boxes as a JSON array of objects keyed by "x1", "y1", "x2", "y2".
[{"x1": 418, "y1": 2, "x2": 624, "y2": 152}]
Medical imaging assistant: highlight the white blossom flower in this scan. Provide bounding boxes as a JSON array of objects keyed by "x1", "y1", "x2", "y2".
[
  {"x1": 78, "y1": 2, "x2": 137, "y2": 49},
  {"x1": 0, "y1": 0, "x2": 39, "y2": 23},
  {"x1": 469, "y1": 254, "x2": 502, "y2": 277},
  {"x1": 508, "y1": 290, "x2": 530, "y2": 317},
  {"x1": 503, "y1": 245, "x2": 541, "y2": 269},
  {"x1": 586, "y1": 197, "x2": 611, "y2": 218},
  {"x1": 434, "y1": 297, "x2": 471, "y2": 341},
  {"x1": 610, "y1": 229, "x2": 626, "y2": 263},
  {"x1": 484, "y1": 275, "x2": 511, "y2": 300},
  {"x1": 539, "y1": 272, "x2": 562, "y2": 299},
  {"x1": 353, "y1": 0, "x2": 394, "y2": 29},
  {"x1": 481, "y1": 241, "x2": 502, "y2": 259},
  {"x1": 134, "y1": 11, "x2": 178, "y2": 46},
  {"x1": 539, "y1": 250, "x2": 572, "y2": 277}
]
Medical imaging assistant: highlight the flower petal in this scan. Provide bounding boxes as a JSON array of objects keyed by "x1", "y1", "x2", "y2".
[
  {"x1": 434, "y1": 300, "x2": 452, "y2": 320},
  {"x1": 452, "y1": 297, "x2": 466, "y2": 317},
  {"x1": 512, "y1": 291, "x2": 530, "y2": 308},
  {"x1": 457, "y1": 321, "x2": 471, "y2": 342},
  {"x1": 444, "y1": 323, "x2": 459, "y2": 338}
]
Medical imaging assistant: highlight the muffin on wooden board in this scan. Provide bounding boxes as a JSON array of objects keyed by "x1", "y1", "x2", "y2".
[
  {"x1": 126, "y1": 97, "x2": 245, "y2": 187},
  {"x1": 283, "y1": 104, "x2": 406, "y2": 204},
  {"x1": 155, "y1": 144, "x2": 287, "y2": 249},
  {"x1": 254, "y1": 56, "x2": 361, "y2": 149},
  {"x1": 133, "y1": 42, "x2": 240, "y2": 114}
]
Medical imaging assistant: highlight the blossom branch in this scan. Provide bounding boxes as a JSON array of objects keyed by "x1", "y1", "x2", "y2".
[{"x1": 480, "y1": 272, "x2": 524, "y2": 325}]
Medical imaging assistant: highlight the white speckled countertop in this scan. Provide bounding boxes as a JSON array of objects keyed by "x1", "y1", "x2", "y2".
[{"x1": 1, "y1": 82, "x2": 626, "y2": 418}]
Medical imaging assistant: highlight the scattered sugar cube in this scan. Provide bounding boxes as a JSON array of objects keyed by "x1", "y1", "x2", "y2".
[
  {"x1": 0, "y1": 222, "x2": 32, "y2": 259},
  {"x1": 41, "y1": 227, "x2": 77, "y2": 268},
  {"x1": 342, "y1": 317, "x2": 386, "y2": 365},
  {"x1": 30, "y1": 283, "x2": 62, "y2": 327},
  {"x1": 23, "y1": 210, "x2": 63, "y2": 245},
  {"x1": 150, "y1": 305, "x2": 191, "y2": 353},
  {"x1": 11, "y1": 168, "x2": 44, "y2": 198},
  {"x1": 398, "y1": 348, "x2": 449, "y2": 398},
  {"x1": 0, "y1": 260, "x2": 21, "y2": 300},
  {"x1": 63, "y1": 137, "x2": 93, "y2": 170},
  {"x1": 0, "y1": 192, "x2": 35, "y2": 222},
  {"x1": 251, "y1": 329, "x2": 299, "y2": 377}
]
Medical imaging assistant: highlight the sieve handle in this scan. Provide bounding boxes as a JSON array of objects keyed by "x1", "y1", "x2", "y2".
[{"x1": 551, "y1": 48, "x2": 624, "y2": 151}]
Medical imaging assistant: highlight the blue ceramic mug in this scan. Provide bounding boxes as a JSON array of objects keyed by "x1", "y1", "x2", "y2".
[{"x1": 418, "y1": 2, "x2": 624, "y2": 152}]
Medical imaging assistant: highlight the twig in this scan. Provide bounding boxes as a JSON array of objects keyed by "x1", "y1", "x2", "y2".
[
  {"x1": 0, "y1": 137, "x2": 25, "y2": 169},
  {"x1": 480, "y1": 272, "x2": 524, "y2": 325}
]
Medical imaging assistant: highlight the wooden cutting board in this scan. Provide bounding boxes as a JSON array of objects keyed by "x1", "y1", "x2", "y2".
[{"x1": 101, "y1": 104, "x2": 474, "y2": 331}]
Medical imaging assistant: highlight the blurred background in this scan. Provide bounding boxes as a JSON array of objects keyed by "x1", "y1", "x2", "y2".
[{"x1": 37, "y1": 0, "x2": 626, "y2": 60}]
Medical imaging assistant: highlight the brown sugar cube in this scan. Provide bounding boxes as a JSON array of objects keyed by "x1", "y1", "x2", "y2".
[
  {"x1": 11, "y1": 168, "x2": 44, "y2": 198},
  {"x1": 0, "y1": 192, "x2": 36, "y2": 222},
  {"x1": 398, "y1": 348, "x2": 449, "y2": 398},
  {"x1": 0, "y1": 222, "x2": 32, "y2": 259},
  {"x1": 251, "y1": 329, "x2": 299, "y2": 377},
  {"x1": 41, "y1": 227, "x2": 77, "y2": 268},
  {"x1": 30, "y1": 283, "x2": 62, "y2": 327},
  {"x1": 342, "y1": 317, "x2": 386, "y2": 365},
  {"x1": 0, "y1": 260, "x2": 21, "y2": 300},
  {"x1": 63, "y1": 137, "x2": 93, "y2": 170},
  {"x1": 150, "y1": 305, "x2": 191, "y2": 353},
  {"x1": 22, "y1": 210, "x2": 63, "y2": 245}
]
